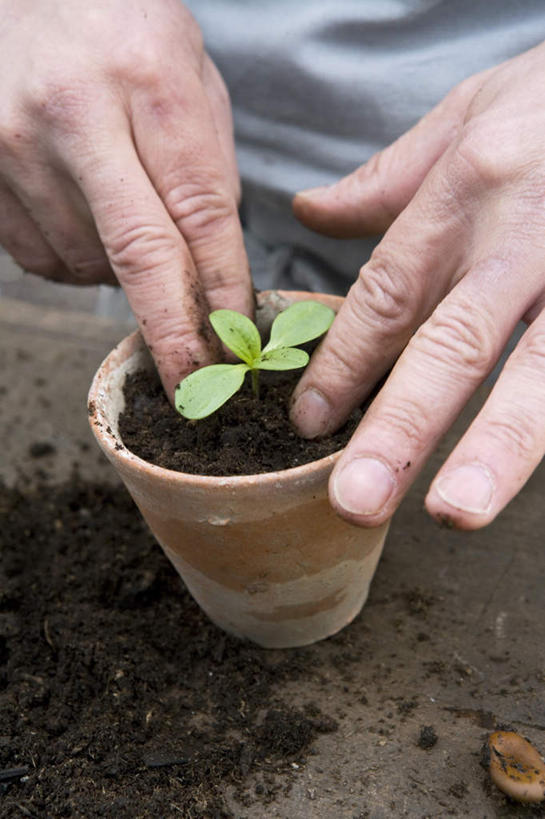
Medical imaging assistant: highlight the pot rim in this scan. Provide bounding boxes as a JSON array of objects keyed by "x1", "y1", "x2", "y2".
[{"x1": 88, "y1": 289, "x2": 346, "y2": 488}]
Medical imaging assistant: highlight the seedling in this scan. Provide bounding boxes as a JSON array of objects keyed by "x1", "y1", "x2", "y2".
[{"x1": 175, "y1": 300, "x2": 334, "y2": 419}]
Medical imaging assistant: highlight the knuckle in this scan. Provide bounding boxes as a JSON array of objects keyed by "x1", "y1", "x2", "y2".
[
  {"x1": 165, "y1": 181, "x2": 234, "y2": 236},
  {"x1": 412, "y1": 298, "x2": 497, "y2": 379},
  {"x1": 113, "y1": 44, "x2": 162, "y2": 90},
  {"x1": 350, "y1": 255, "x2": 418, "y2": 335},
  {"x1": 105, "y1": 223, "x2": 178, "y2": 277},
  {"x1": 316, "y1": 339, "x2": 363, "y2": 392},
  {"x1": 113, "y1": 11, "x2": 203, "y2": 88},
  {"x1": 485, "y1": 412, "x2": 537, "y2": 460},
  {"x1": 375, "y1": 395, "x2": 430, "y2": 451},
  {"x1": 454, "y1": 121, "x2": 514, "y2": 189},
  {"x1": 24, "y1": 78, "x2": 90, "y2": 132}
]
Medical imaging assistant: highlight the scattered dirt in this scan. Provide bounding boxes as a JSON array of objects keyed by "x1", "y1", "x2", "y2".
[
  {"x1": 119, "y1": 367, "x2": 362, "y2": 476},
  {"x1": 2, "y1": 469, "x2": 543, "y2": 817},
  {"x1": 0, "y1": 478, "x2": 338, "y2": 818},
  {"x1": 417, "y1": 725, "x2": 438, "y2": 750},
  {"x1": 404, "y1": 587, "x2": 437, "y2": 617},
  {"x1": 28, "y1": 441, "x2": 56, "y2": 459}
]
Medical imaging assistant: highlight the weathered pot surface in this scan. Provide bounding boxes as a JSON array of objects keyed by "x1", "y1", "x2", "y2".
[{"x1": 88, "y1": 290, "x2": 390, "y2": 648}]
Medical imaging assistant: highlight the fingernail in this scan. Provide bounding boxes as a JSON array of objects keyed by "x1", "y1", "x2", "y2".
[
  {"x1": 435, "y1": 463, "x2": 494, "y2": 514},
  {"x1": 291, "y1": 388, "x2": 332, "y2": 438},
  {"x1": 295, "y1": 185, "x2": 331, "y2": 202},
  {"x1": 332, "y1": 457, "x2": 396, "y2": 517}
]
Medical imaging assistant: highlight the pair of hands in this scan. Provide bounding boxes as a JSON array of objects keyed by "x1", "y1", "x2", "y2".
[{"x1": 2, "y1": 0, "x2": 545, "y2": 531}]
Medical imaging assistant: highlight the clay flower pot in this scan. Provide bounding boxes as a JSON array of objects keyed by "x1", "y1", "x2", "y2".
[{"x1": 88, "y1": 290, "x2": 390, "y2": 648}]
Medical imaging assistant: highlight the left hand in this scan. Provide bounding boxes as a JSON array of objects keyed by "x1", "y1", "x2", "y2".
[
  {"x1": 0, "y1": 0, "x2": 253, "y2": 398},
  {"x1": 290, "y1": 41, "x2": 545, "y2": 530}
]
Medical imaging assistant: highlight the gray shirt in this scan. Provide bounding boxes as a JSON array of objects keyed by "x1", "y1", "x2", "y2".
[{"x1": 186, "y1": 1, "x2": 545, "y2": 293}]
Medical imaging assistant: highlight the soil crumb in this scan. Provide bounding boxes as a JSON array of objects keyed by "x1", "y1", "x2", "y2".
[
  {"x1": 0, "y1": 478, "x2": 337, "y2": 817},
  {"x1": 28, "y1": 441, "x2": 56, "y2": 458},
  {"x1": 119, "y1": 367, "x2": 362, "y2": 476},
  {"x1": 417, "y1": 725, "x2": 438, "y2": 750}
]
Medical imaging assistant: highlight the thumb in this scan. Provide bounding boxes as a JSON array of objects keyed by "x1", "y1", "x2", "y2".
[{"x1": 292, "y1": 72, "x2": 488, "y2": 238}]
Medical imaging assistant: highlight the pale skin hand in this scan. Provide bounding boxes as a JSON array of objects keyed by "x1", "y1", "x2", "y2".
[
  {"x1": 0, "y1": 0, "x2": 253, "y2": 397},
  {"x1": 291, "y1": 41, "x2": 545, "y2": 531}
]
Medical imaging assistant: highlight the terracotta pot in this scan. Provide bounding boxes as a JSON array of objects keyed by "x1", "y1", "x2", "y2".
[{"x1": 88, "y1": 290, "x2": 390, "y2": 648}]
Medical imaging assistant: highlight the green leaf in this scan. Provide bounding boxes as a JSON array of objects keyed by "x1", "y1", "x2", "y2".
[
  {"x1": 210, "y1": 309, "x2": 261, "y2": 365},
  {"x1": 255, "y1": 347, "x2": 309, "y2": 371},
  {"x1": 175, "y1": 363, "x2": 248, "y2": 419},
  {"x1": 263, "y1": 300, "x2": 335, "y2": 352}
]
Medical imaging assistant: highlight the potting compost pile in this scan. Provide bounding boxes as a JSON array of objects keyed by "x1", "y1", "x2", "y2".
[{"x1": 1, "y1": 294, "x2": 544, "y2": 818}]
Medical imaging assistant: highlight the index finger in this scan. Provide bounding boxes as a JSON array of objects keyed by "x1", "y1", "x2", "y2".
[
  {"x1": 74, "y1": 134, "x2": 222, "y2": 398},
  {"x1": 130, "y1": 64, "x2": 253, "y2": 317},
  {"x1": 290, "y1": 154, "x2": 471, "y2": 440}
]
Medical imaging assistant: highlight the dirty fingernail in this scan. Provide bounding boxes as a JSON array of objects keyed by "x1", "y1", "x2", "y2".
[
  {"x1": 291, "y1": 388, "x2": 331, "y2": 438},
  {"x1": 332, "y1": 457, "x2": 396, "y2": 516},
  {"x1": 435, "y1": 463, "x2": 494, "y2": 514}
]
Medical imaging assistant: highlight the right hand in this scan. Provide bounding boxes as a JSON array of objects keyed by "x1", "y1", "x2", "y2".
[{"x1": 0, "y1": 0, "x2": 253, "y2": 396}]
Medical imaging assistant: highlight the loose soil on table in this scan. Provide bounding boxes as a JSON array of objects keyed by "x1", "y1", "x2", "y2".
[
  {"x1": 119, "y1": 368, "x2": 362, "y2": 476},
  {"x1": 3, "y1": 476, "x2": 540, "y2": 817},
  {"x1": 1, "y1": 478, "x2": 337, "y2": 818}
]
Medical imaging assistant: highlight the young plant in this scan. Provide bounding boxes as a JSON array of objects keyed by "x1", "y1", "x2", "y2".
[{"x1": 175, "y1": 300, "x2": 334, "y2": 419}]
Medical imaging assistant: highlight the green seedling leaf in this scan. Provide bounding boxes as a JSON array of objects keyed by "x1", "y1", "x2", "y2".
[
  {"x1": 256, "y1": 347, "x2": 309, "y2": 371},
  {"x1": 210, "y1": 309, "x2": 261, "y2": 365},
  {"x1": 263, "y1": 300, "x2": 335, "y2": 352},
  {"x1": 175, "y1": 363, "x2": 248, "y2": 419},
  {"x1": 174, "y1": 299, "x2": 336, "y2": 420}
]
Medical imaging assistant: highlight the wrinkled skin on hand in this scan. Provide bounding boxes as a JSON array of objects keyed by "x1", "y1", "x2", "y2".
[
  {"x1": 0, "y1": 0, "x2": 253, "y2": 396},
  {"x1": 292, "y1": 41, "x2": 545, "y2": 531}
]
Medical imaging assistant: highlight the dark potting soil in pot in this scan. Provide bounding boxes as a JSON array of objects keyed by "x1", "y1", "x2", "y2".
[{"x1": 119, "y1": 368, "x2": 363, "y2": 476}]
